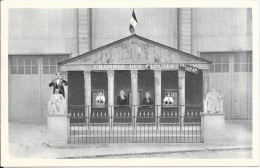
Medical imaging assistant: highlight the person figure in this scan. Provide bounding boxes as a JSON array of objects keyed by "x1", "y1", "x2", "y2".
[
  {"x1": 49, "y1": 72, "x2": 68, "y2": 98},
  {"x1": 117, "y1": 90, "x2": 128, "y2": 106},
  {"x1": 205, "y1": 88, "x2": 224, "y2": 113},
  {"x1": 142, "y1": 92, "x2": 154, "y2": 105},
  {"x1": 96, "y1": 89, "x2": 105, "y2": 107},
  {"x1": 163, "y1": 92, "x2": 174, "y2": 105},
  {"x1": 48, "y1": 89, "x2": 66, "y2": 114}
]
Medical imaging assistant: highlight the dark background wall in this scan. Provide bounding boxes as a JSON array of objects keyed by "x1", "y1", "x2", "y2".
[
  {"x1": 161, "y1": 71, "x2": 178, "y2": 101},
  {"x1": 114, "y1": 70, "x2": 131, "y2": 105},
  {"x1": 68, "y1": 71, "x2": 85, "y2": 105},
  {"x1": 138, "y1": 70, "x2": 155, "y2": 103},
  {"x1": 68, "y1": 70, "x2": 203, "y2": 107},
  {"x1": 185, "y1": 71, "x2": 203, "y2": 107},
  {"x1": 91, "y1": 72, "x2": 108, "y2": 105}
]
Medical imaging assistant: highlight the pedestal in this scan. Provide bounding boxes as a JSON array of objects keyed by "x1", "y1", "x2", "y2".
[
  {"x1": 201, "y1": 113, "x2": 225, "y2": 143},
  {"x1": 47, "y1": 114, "x2": 68, "y2": 146}
]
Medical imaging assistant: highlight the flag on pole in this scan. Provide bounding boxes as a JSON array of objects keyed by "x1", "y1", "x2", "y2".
[{"x1": 129, "y1": 10, "x2": 138, "y2": 33}]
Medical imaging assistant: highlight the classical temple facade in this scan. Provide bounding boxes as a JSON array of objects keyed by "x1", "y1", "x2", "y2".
[{"x1": 58, "y1": 34, "x2": 210, "y2": 128}]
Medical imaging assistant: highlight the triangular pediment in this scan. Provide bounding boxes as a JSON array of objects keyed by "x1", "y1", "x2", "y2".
[{"x1": 59, "y1": 34, "x2": 211, "y2": 66}]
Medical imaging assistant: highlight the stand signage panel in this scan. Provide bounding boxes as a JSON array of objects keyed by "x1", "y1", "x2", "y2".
[
  {"x1": 61, "y1": 63, "x2": 201, "y2": 72},
  {"x1": 179, "y1": 63, "x2": 199, "y2": 74}
]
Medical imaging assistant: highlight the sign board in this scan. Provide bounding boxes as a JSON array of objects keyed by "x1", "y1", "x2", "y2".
[
  {"x1": 61, "y1": 63, "x2": 201, "y2": 72},
  {"x1": 179, "y1": 64, "x2": 199, "y2": 74}
]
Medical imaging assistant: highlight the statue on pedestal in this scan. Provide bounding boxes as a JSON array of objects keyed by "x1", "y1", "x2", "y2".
[
  {"x1": 204, "y1": 88, "x2": 224, "y2": 113},
  {"x1": 49, "y1": 72, "x2": 68, "y2": 98},
  {"x1": 48, "y1": 89, "x2": 67, "y2": 115}
]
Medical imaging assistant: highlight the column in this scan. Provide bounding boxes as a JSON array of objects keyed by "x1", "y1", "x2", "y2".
[
  {"x1": 61, "y1": 71, "x2": 68, "y2": 111},
  {"x1": 107, "y1": 70, "x2": 114, "y2": 129},
  {"x1": 202, "y1": 69, "x2": 210, "y2": 112},
  {"x1": 131, "y1": 70, "x2": 138, "y2": 130},
  {"x1": 178, "y1": 70, "x2": 185, "y2": 128},
  {"x1": 84, "y1": 71, "x2": 91, "y2": 129},
  {"x1": 154, "y1": 70, "x2": 162, "y2": 129}
]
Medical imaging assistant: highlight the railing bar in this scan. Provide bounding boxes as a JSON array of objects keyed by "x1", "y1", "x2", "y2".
[
  {"x1": 200, "y1": 115, "x2": 202, "y2": 142},
  {"x1": 73, "y1": 112, "x2": 76, "y2": 142},
  {"x1": 188, "y1": 116, "x2": 190, "y2": 143},
  {"x1": 164, "y1": 115, "x2": 165, "y2": 142},
  {"x1": 180, "y1": 115, "x2": 182, "y2": 143},
  {"x1": 108, "y1": 119, "x2": 110, "y2": 143},
  {"x1": 81, "y1": 115, "x2": 83, "y2": 143},
  {"x1": 175, "y1": 111, "x2": 177, "y2": 143},
  {"x1": 139, "y1": 114, "x2": 141, "y2": 143},
  {"x1": 191, "y1": 117, "x2": 193, "y2": 143},
  {"x1": 89, "y1": 113, "x2": 91, "y2": 143},
  {"x1": 85, "y1": 116, "x2": 87, "y2": 143},
  {"x1": 121, "y1": 111, "x2": 123, "y2": 143},
  {"x1": 148, "y1": 115, "x2": 149, "y2": 143},
  {"x1": 160, "y1": 114, "x2": 161, "y2": 143},
  {"x1": 196, "y1": 117, "x2": 198, "y2": 142},
  {"x1": 184, "y1": 115, "x2": 186, "y2": 143},
  {"x1": 117, "y1": 114, "x2": 118, "y2": 143},
  {"x1": 143, "y1": 115, "x2": 145, "y2": 143},
  {"x1": 169, "y1": 114, "x2": 170, "y2": 143}
]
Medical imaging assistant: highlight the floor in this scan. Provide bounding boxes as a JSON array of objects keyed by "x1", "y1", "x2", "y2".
[{"x1": 8, "y1": 119, "x2": 252, "y2": 159}]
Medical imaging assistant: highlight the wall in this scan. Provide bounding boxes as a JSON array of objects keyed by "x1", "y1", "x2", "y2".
[
  {"x1": 161, "y1": 71, "x2": 178, "y2": 98},
  {"x1": 192, "y1": 8, "x2": 252, "y2": 55},
  {"x1": 185, "y1": 71, "x2": 203, "y2": 106},
  {"x1": 91, "y1": 8, "x2": 178, "y2": 49},
  {"x1": 9, "y1": 9, "x2": 78, "y2": 57},
  {"x1": 91, "y1": 72, "x2": 108, "y2": 105},
  {"x1": 138, "y1": 71, "x2": 155, "y2": 103},
  {"x1": 114, "y1": 71, "x2": 131, "y2": 105}
]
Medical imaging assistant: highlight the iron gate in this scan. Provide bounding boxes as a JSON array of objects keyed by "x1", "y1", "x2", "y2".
[{"x1": 68, "y1": 105, "x2": 203, "y2": 143}]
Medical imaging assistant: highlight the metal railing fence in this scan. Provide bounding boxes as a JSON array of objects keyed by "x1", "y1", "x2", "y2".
[{"x1": 68, "y1": 105, "x2": 202, "y2": 143}]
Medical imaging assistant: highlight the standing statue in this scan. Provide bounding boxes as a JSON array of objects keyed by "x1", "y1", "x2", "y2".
[
  {"x1": 204, "y1": 88, "x2": 224, "y2": 113},
  {"x1": 49, "y1": 72, "x2": 68, "y2": 98},
  {"x1": 48, "y1": 89, "x2": 67, "y2": 114}
]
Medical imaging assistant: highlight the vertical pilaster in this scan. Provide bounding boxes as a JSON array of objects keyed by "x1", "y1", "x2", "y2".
[
  {"x1": 177, "y1": 8, "x2": 192, "y2": 54},
  {"x1": 77, "y1": 9, "x2": 91, "y2": 55},
  {"x1": 202, "y1": 69, "x2": 210, "y2": 112},
  {"x1": 154, "y1": 70, "x2": 162, "y2": 128},
  {"x1": 107, "y1": 70, "x2": 114, "y2": 129},
  {"x1": 131, "y1": 70, "x2": 138, "y2": 130},
  {"x1": 178, "y1": 70, "x2": 185, "y2": 128},
  {"x1": 84, "y1": 70, "x2": 91, "y2": 129}
]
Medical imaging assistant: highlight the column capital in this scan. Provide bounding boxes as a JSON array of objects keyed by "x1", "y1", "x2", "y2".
[
  {"x1": 84, "y1": 70, "x2": 91, "y2": 79},
  {"x1": 61, "y1": 71, "x2": 68, "y2": 79},
  {"x1": 178, "y1": 70, "x2": 185, "y2": 78},
  {"x1": 130, "y1": 70, "x2": 138, "y2": 78},
  {"x1": 154, "y1": 70, "x2": 162, "y2": 78},
  {"x1": 107, "y1": 70, "x2": 114, "y2": 78}
]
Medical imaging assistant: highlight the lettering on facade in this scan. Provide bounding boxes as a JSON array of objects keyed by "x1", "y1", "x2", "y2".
[
  {"x1": 92, "y1": 63, "x2": 179, "y2": 70},
  {"x1": 179, "y1": 64, "x2": 199, "y2": 74}
]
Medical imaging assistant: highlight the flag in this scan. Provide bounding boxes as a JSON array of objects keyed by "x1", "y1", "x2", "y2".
[{"x1": 129, "y1": 10, "x2": 138, "y2": 33}]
